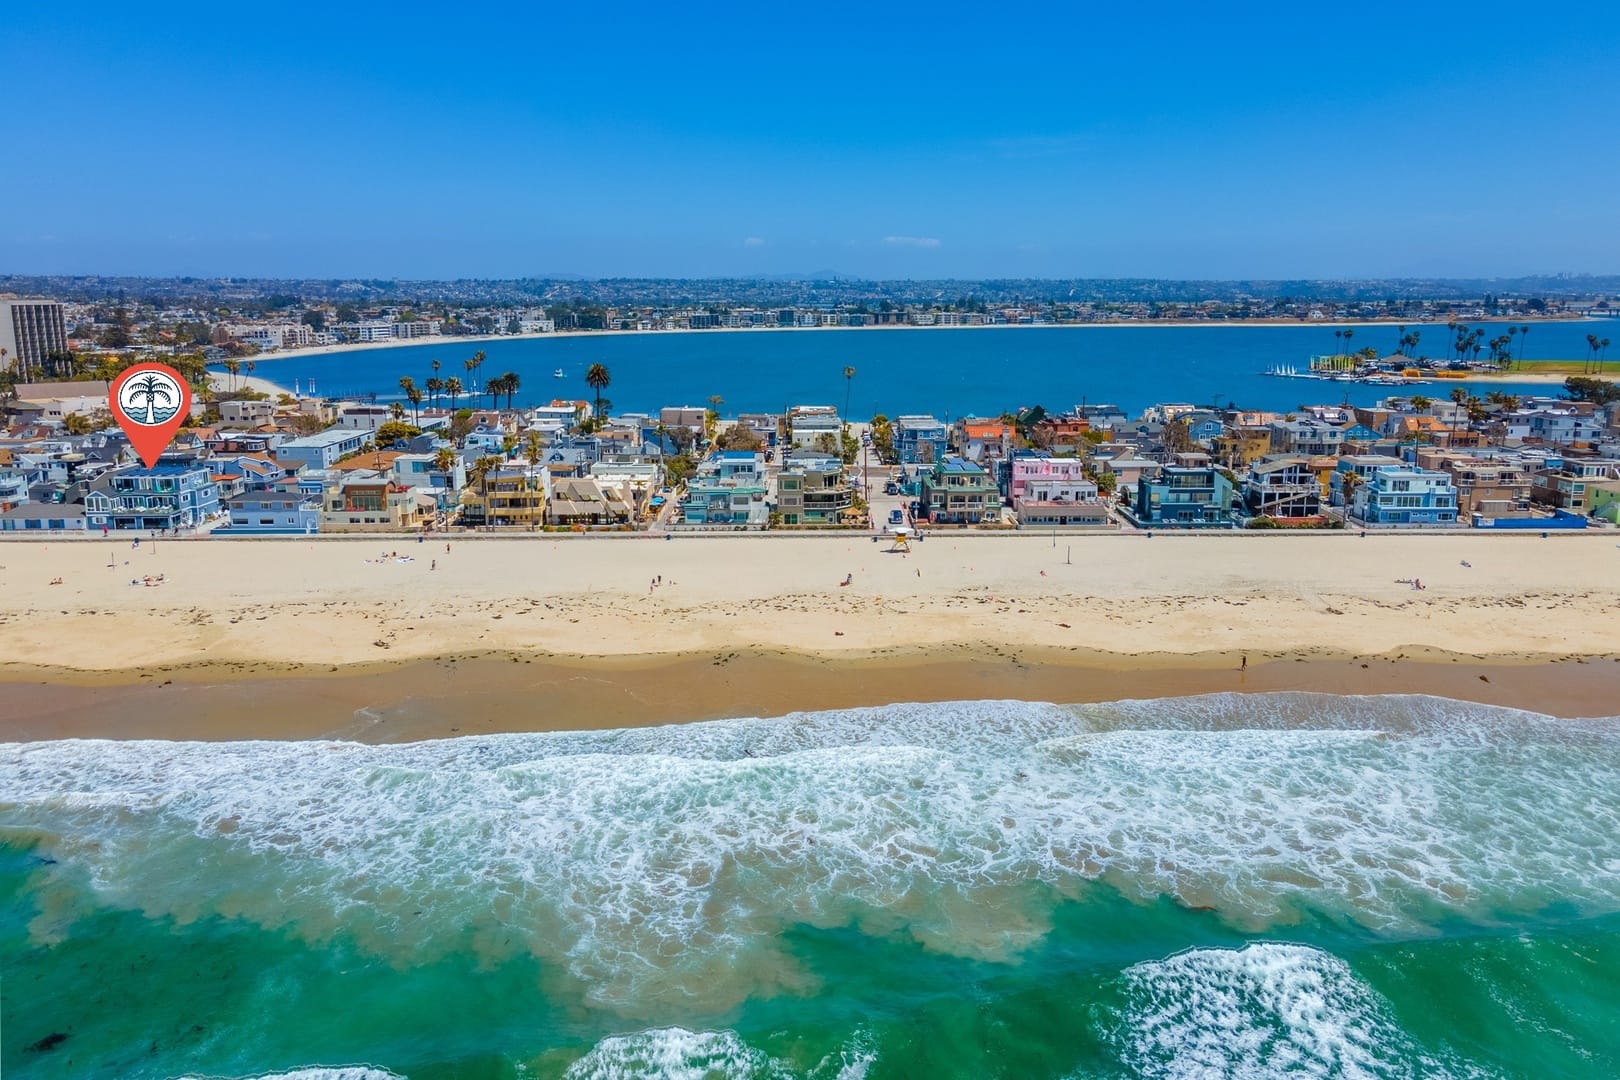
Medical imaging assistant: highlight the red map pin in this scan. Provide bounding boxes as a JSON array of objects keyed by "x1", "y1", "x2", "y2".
[{"x1": 110, "y1": 363, "x2": 193, "y2": 467}]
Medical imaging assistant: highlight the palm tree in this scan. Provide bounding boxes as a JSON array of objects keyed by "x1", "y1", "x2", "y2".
[
  {"x1": 425, "y1": 376, "x2": 443, "y2": 408},
  {"x1": 431, "y1": 358, "x2": 441, "y2": 383},
  {"x1": 433, "y1": 446, "x2": 457, "y2": 500},
  {"x1": 500, "y1": 371, "x2": 521, "y2": 410},
  {"x1": 407, "y1": 386, "x2": 424, "y2": 425},
  {"x1": 842, "y1": 365, "x2": 856, "y2": 424},
  {"x1": 1587, "y1": 334, "x2": 1601, "y2": 375},
  {"x1": 486, "y1": 376, "x2": 503, "y2": 411},
  {"x1": 1518, "y1": 324, "x2": 1530, "y2": 364},
  {"x1": 445, "y1": 376, "x2": 462, "y2": 410},
  {"x1": 223, "y1": 358, "x2": 240, "y2": 392},
  {"x1": 524, "y1": 430, "x2": 543, "y2": 466},
  {"x1": 390, "y1": 401, "x2": 406, "y2": 421},
  {"x1": 468, "y1": 453, "x2": 503, "y2": 529},
  {"x1": 128, "y1": 373, "x2": 175, "y2": 424},
  {"x1": 1333, "y1": 329, "x2": 1343, "y2": 356},
  {"x1": 1448, "y1": 387, "x2": 1469, "y2": 444},
  {"x1": 1395, "y1": 325, "x2": 1406, "y2": 356},
  {"x1": 585, "y1": 362, "x2": 611, "y2": 423},
  {"x1": 1342, "y1": 328, "x2": 1354, "y2": 358},
  {"x1": 398, "y1": 375, "x2": 416, "y2": 409},
  {"x1": 1602, "y1": 338, "x2": 1612, "y2": 374}
]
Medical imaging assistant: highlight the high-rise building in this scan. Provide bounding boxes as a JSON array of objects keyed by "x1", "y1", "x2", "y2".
[{"x1": 0, "y1": 299, "x2": 69, "y2": 379}]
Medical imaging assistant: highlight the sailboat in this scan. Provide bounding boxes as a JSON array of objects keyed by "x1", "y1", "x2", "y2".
[{"x1": 553, "y1": 368, "x2": 565, "y2": 379}]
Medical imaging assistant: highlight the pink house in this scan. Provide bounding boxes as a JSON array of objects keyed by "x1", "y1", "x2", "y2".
[{"x1": 1009, "y1": 456, "x2": 1090, "y2": 500}]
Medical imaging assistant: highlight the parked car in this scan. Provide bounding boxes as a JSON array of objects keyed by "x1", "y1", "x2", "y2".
[
  {"x1": 888, "y1": 508, "x2": 905, "y2": 525},
  {"x1": 884, "y1": 482, "x2": 899, "y2": 495}
]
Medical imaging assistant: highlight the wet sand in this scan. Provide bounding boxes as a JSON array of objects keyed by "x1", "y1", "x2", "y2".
[{"x1": 3, "y1": 646, "x2": 1614, "y2": 743}]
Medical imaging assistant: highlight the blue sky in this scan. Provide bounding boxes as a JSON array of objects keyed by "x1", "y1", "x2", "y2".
[{"x1": 7, "y1": 1, "x2": 1618, "y2": 279}]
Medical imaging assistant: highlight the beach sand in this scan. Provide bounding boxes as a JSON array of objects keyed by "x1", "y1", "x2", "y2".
[{"x1": 2, "y1": 532, "x2": 1617, "y2": 738}]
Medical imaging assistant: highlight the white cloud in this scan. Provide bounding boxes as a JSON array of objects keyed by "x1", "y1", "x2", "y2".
[
  {"x1": 882, "y1": 235, "x2": 941, "y2": 249},
  {"x1": 742, "y1": 236, "x2": 766, "y2": 247}
]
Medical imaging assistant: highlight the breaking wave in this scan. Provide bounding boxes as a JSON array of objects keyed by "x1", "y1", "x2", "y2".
[{"x1": 4, "y1": 693, "x2": 1619, "y2": 1013}]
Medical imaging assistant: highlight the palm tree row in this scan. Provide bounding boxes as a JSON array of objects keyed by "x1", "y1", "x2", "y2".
[{"x1": 1586, "y1": 333, "x2": 1612, "y2": 374}]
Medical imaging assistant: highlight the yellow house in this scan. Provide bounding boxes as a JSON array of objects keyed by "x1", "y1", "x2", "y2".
[
  {"x1": 1213, "y1": 426, "x2": 1272, "y2": 468},
  {"x1": 462, "y1": 468, "x2": 548, "y2": 528}
]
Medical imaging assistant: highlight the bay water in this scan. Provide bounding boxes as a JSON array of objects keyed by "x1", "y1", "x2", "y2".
[{"x1": 234, "y1": 319, "x2": 1620, "y2": 416}]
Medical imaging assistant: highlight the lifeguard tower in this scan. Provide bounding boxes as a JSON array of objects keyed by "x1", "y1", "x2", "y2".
[{"x1": 888, "y1": 526, "x2": 912, "y2": 553}]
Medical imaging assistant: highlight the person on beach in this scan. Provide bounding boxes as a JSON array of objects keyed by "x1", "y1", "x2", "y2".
[{"x1": 1240, "y1": 654, "x2": 1247, "y2": 671}]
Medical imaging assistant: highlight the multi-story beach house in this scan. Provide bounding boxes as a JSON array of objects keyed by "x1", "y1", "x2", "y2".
[
  {"x1": 1349, "y1": 465, "x2": 1459, "y2": 526},
  {"x1": 953, "y1": 418, "x2": 1015, "y2": 463},
  {"x1": 1268, "y1": 418, "x2": 1346, "y2": 457},
  {"x1": 466, "y1": 468, "x2": 548, "y2": 529},
  {"x1": 775, "y1": 454, "x2": 853, "y2": 525},
  {"x1": 680, "y1": 477, "x2": 769, "y2": 525},
  {"x1": 920, "y1": 455, "x2": 1000, "y2": 524},
  {"x1": 1415, "y1": 450, "x2": 1532, "y2": 517},
  {"x1": 1243, "y1": 456, "x2": 1323, "y2": 519},
  {"x1": 1008, "y1": 453, "x2": 1089, "y2": 500},
  {"x1": 1126, "y1": 454, "x2": 1237, "y2": 528},
  {"x1": 1012, "y1": 466, "x2": 1109, "y2": 528},
  {"x1": 83, "y1": 457, "x2": 221, "y2": 532},
  {"x1": 320, "y1": 474, "x2": 435, "y2": 532},
  {"x1": 222, "y1": 490, "x2": 320, "y2": 534},
  {"x1": 892, "y1": 415, "x2": 948, "y2": 464},
  {"x1": 1330, "y1": 454, "x2": 1406, "y2": 506},
  {"x1": 787, "y1": 406, "x2": 843, "y2": 451}
]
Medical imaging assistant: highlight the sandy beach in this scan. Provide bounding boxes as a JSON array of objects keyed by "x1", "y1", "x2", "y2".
[{"x1": 2, "y1": 532, "x2": 1617, "y2": 737}]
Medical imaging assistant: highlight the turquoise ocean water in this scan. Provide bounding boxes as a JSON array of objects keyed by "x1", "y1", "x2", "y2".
[
  {"x1": 228, "y1": 319, "x2": 1620, "y2": 416},
  {"x1": 4, "y1": 692, "x2": 1619, "y2": 1078}
]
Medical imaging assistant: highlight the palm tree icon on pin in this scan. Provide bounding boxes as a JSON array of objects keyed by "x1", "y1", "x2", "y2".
[{"x1": 110, "y1": 363, "x2": 192, "y2": 467}]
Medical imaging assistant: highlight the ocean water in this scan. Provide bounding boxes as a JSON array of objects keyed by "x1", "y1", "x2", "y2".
[
  {"x1": 232, "y1": 318, "x2": 1620, "y2": 416},
  {"x1": 4, "y1": 693, "x2": 1619, "y2": 1078}
]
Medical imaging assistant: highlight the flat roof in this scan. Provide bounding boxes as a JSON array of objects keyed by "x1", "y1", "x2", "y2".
[{"x1": 280, "y1": 429, "x2": 367, "y2": 448}]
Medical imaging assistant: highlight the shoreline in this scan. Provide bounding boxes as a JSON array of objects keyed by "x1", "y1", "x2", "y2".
[
  {"x1": 1, "y1": 533, "x2": 1617, "y2": 740},
  {"x1": 238, "y1": 314, "x2": 1607, "y2": 369},
  {"x1": 3, "y1": 646, "x2": 1616, "y2": 742}
]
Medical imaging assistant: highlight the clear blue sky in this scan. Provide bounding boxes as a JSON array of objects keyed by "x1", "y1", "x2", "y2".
[{"x1": 8, "y1": 1, "x2": 1618, "y2": 280}]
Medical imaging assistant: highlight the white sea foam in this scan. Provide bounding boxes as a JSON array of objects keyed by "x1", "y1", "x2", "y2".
[
  {"x1": 4, "y1": 693, "x2": 1618, "y2": 1010},
  {"x1": 173, "y1": 1068, "x2": 403, "y2": 1080},
  {"x1": 562, "y1": 1028, "x2": 785, "y2": 1079},
  {"x1": 559, "y1": 1027, "x2": 873, "y2": 1080},
  {"x1": 1108, "y1": 943, "x2": 1494, "y2": 1079}
]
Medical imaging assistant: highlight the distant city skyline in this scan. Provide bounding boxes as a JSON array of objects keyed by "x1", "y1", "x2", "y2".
[{"x1": 9, "y1": 2, "x2": 1620, "y2": 280}]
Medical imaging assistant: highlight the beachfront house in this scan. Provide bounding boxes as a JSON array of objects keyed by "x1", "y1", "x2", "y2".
[
  {"x1": 680, "y1": 476, "x2": 769, "y2": 525},
  {"x1": 221, "y1": 490, "x2": 320, "y2": 534},
  {"x1": 1125, "y1": 454, "x2": 1237, "y2": 528},
  {"x1": 893, "y1": 415, "x2": 948, "y2": 464},
  {"x1": 1012, "y1": 466, "x2": 1109, "y2": 528},
  {"x1": 1243, "y1": 456, "x2": 1323, "y2": 520},
  {"x1": 547, "y1": 477, "x2": 635, "y2": 527},
  {"x1": 320, "y1": 474, "x2": 435, "y2": 532},
  {"x1": 1348, "y1": 465, "x2": 1459, "y2": 526},
  {"x1": 83, "y1": 456, "x2": 221, "y2": 532},
  {"x1": 1415, "y1": 450, "x2": 1532, "y2": 518},
  {"x1": 462, "y1": 467, "x2": 548, "y2": 529},
  {"x1": 920, "y1": 455, "x2": 1000, "y2": 524},
  {"x1": 0, "y1": 503, "x2": 87, "y2": 532},
  {"x1": 775, "y1": 453, "x2": 854, "y2": 525},
  {"x1": 1008, "y1": 453, "x2": 1088, "y2": 501}
]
